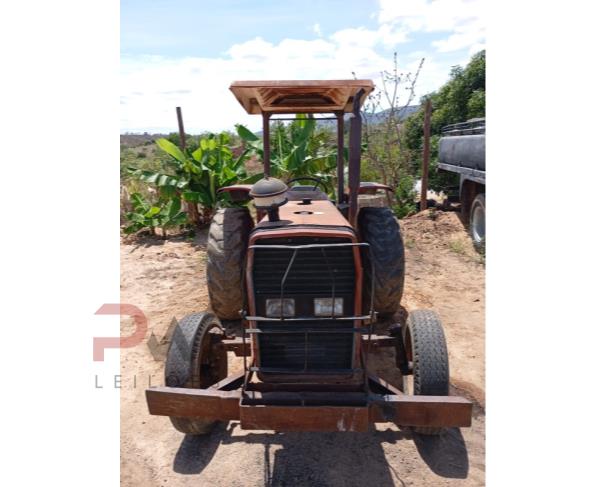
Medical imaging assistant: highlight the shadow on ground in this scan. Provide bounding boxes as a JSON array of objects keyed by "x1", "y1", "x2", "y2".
[
  {"x1": 173, "y1": 422, "x2": 468, "y2": 486},
  {"x1": 125, "y1": 226, "x2": 209, "y2": 251}
]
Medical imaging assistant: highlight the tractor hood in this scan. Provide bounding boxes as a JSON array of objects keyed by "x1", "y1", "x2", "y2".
[{"x1": 254, "y1": 200, "x2": 353, "y2": 231}]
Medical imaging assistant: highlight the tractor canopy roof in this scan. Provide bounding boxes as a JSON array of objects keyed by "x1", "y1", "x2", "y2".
[{"x1": 229, "y1": 80, "x2": 374, "y2": 115}]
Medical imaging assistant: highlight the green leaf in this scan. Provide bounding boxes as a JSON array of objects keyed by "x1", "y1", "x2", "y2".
[
  {"x1": 123, "y1": 223, "x2": 143, "y2": 234},
  {"x1": 130, "y1": 192, "x2": 145, "y2": 206},
  {"x1": 159, "y1": 185, "x2": 177, "y2": 198},
  {"x1": 144, "y1": 206, "x2": 161, "y2": 218},
  {"x1": 200, "y1": 138, "x2": 217, "y2": 151},
  {"x1": 169, "y1": 212, "x2": 189, "y2": 226},
  {"x1": 191, "y1": 147, "x2": 202, "y2": 162},
  {"x1": 156, "y1": 174, "x2": 175, "y2": 187},
  {"x1": 218, "y1": 132, "x2": 230, "y2": 145},
  {"x1": 233, "y1": 147, "x2": 251, "y2": 170},
  {"x1": 167, "y1": 198, "x2": 181, "y2": 219},
  {"x1": 125, "y1": 211, "x2": 144, "y2": 224},
  {"x1": 236, "y1": 124, "x2": 259, "y2": 142},
  {"x1": 140, "y1": 171, "x2": 160, "y2": 184},
  {"x1": 156, "y1": 138, "x2": 187, "y2": 163},
  {"x1": 194, "y1": 186, "x2": 214, "y2": 207},
  {"x1": 182, "y1": 191, "x2": 202, "y2": 203},
  {"x1": 241, "y1": 172, "x2": 265, "y2": 184},
  {"x1": 221, "y1": 166, "x2": 237, "y2": 181}
]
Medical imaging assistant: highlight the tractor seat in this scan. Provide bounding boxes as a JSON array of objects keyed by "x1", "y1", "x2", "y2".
[{"x1": 285, "y1": 185, "x2": 329, "y2": 201}]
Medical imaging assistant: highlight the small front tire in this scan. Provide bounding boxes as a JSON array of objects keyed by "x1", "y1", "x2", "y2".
[
  {"x1": 165, "y1": 312, "x2": 227, "y2": 435},
  {"x1": 404, "y1": 309, "x2": 450, "y2": 436}
]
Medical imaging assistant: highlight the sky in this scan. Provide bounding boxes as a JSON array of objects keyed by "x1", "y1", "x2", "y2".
[{"x1": 120, "y1": 0, "x2": 485, "y2": 134}]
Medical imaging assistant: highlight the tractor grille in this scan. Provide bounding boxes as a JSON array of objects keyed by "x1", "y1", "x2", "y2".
[
  {"x1": 258, "y1": 321, "x2": 354, "y2": 370},
  {"x1": 251, "y1": 236, "x2": 357, "y2": 372},
  {"x1": 252, "y1": 237, "x2": 355, "y2": 296}
]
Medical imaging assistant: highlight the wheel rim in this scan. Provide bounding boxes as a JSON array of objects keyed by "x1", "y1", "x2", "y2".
[
  {"x1": 471, "y1": 203, "x2": 485, "y2": 243},
  {"x1": 194, "y1": 322, "x2": 226, "y2": 388}
]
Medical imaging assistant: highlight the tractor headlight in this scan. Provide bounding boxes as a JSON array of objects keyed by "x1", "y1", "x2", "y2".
[
  {"x1": 265, "y1": 298, "x2": 295, "y2": 317},
  {"x1": 314, "y1": 298, "x2": 344, "y2": 317}
]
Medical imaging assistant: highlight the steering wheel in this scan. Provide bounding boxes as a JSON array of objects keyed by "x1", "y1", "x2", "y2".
[{"x1": 286, "y1": 176, "x2": 329, "y2": 193}]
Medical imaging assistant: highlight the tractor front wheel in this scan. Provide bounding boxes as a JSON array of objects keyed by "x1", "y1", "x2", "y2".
[
  {"x1": 165, "y1": 312, "x2": 227, "y2": 435},
  {"x1": 403, "y1": 309, "x2": 450, "y2": 436}
]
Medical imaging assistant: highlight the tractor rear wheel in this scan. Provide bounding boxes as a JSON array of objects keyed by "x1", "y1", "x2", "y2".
[
  {"x1": 165, "y1": 312, "x2": 228, "y2": 435},
  {"x1": 404, "y1": 309, "x2": 450, "y2": 435},
  {"x1": 358, "y1": 207, "x2": 404, "y2": 318},
  {"x1": 207, "y1": 208, "x2": 253, "y2": 320}
]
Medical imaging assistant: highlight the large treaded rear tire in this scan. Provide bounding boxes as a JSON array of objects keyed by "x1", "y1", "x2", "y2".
[
  {"x1": 165, "y1": 312, "x2": 227, "y2": 435},
  {"x1": 358, "y1": 207, "x2": 405, "y2": 317},
  {"x1": 404, "y1": 309, "x2": 450, "y2": 435},
  {"x1": 207, "y1": 208, "x2": 253, "y2": 320}
]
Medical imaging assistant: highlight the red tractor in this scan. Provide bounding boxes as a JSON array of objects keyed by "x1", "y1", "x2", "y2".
[{"x1": 146, "y1": 80, "x2": 472, "y2": 434}]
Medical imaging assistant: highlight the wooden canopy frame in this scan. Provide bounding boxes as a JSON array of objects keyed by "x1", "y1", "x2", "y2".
[
  {"x1": 229, "y1": 80, "x2": 374, "y2": 114},
  {"x1": 229, "y1": 79, "x2": 374, "y2": 225}
]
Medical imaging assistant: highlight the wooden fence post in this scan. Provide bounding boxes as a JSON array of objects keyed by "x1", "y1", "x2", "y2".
[
  {"x1": 420, "y1": 99, "x2": 432, "y2": 211},
  {"x1": 175, "y1": 107, "x2": 200, "y2": 226}
]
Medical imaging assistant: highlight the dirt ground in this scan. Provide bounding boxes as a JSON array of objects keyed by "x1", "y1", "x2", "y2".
[{"x1": 119, "y1": 209, "x2": 485, "y2": 486}]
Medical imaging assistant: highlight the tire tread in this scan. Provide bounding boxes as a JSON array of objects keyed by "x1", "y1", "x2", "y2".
[
  {"x1": 406, "y1": 309, "x2": 449, "y2": 435},
  {"x1": 165, "y1": 312, "x2": 227, "y2": 435},
  {"x1": 358, "y1": 207, "x2": 405, "y2": 316},
  {"x1": 207, "y1": 208, "x2": 253, "y2": 320}
]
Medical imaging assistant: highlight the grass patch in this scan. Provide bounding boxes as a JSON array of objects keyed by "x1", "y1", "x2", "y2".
[
  {"x1": 449, "y1": 239, "x2": 466, "y2": 255},
  {"x1": 473, "y1": 241, "x2": 486, "y2": 264}
]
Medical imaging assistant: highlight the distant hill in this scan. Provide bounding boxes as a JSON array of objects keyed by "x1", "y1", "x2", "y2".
[
  {"x1": 120, "y1": 133, "x2": 166, "y2": 148},
  {"x1": 362, "y1": 105, "x2": 420, "y2": 124},
  {"x1": 121, "y1": 105, "x2": 421, "y2": 145},
  {"x1": 314, "y1": 104, "x2": 420, "y2": 130}
]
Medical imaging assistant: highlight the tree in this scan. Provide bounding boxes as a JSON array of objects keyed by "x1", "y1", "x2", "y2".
[
  {"x1": 404, "y1": 50, "x2": 486, "y2": 193},
  {"x1": 236, "y1": 115, "x2": 340, "y2": 196},
  {"x1": 359, "y1": 53, "x2": 424, "y2": 216}
]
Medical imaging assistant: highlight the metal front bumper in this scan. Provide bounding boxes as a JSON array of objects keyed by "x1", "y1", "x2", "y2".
[{"x1": 146, "y1": 386, "x2": 473, "y2": 433}]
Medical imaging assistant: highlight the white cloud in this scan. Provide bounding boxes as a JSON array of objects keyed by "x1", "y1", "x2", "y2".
[
  {"x1": 432, "y1": 17, "x2": 485, "y2": 53},
  {"x1": 121, "y1": 36, "x2": 404, "y2": 133},
  {"x1": 121, "y1": 1, "x2": 484, "y2": 133},
  {"x1": 379, "y1": 0, "x2": 485, "y2": 53}
]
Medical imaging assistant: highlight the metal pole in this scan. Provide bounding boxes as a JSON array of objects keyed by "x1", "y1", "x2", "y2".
[
  {"x1": 420, "y1": 99, "x2": 432, "y2": 211},
  {"x1": 348, "y1": 89, "x2": 364, "y2": 226},
  {"x1": 262, "y1": 112, "x2": 271, "y2": 178},
  {"x1": 176, "y1": 107, "x2": 186, "y2": 151},
  {"x1": 336, "y1": 111, "x2": 345, "y2": 204}
]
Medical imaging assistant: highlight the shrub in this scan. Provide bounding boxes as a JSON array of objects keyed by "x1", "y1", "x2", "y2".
[{"x1": 123, "y1": 193, "x2": 188, "y2": 237}]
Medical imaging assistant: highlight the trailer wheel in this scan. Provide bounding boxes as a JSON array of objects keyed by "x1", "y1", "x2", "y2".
[
  {"x1": 470, "y1": 193, "x2": 485, "y2": 247},
  {"x1": 358, "y1": 207, "x2": 404, "y2": 318},
  {"x1": 207, "y1": 208, "x2": 253, "y2": 320},
  {"x1": 404, "y1": 309, "x2": 450, "y2": 435},
  {"x1": 165, "y1": 312, "x2": 227, "y2": 435}
]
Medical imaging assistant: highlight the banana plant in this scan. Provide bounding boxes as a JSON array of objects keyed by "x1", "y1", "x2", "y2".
[
  {"x1": 123, "y1": 193, "x2": 188, "y2": 237},
  {"x1": 128, "y1": 133, "x2": 261, "y2": 224},
  {"x1": 236, "y1": 114, "x2": 340, "y2": 196}
]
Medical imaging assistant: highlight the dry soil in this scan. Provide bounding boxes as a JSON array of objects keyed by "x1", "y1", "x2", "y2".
[{"x1": 119, "y1": 209, "x2": 485, "y2": 486}]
